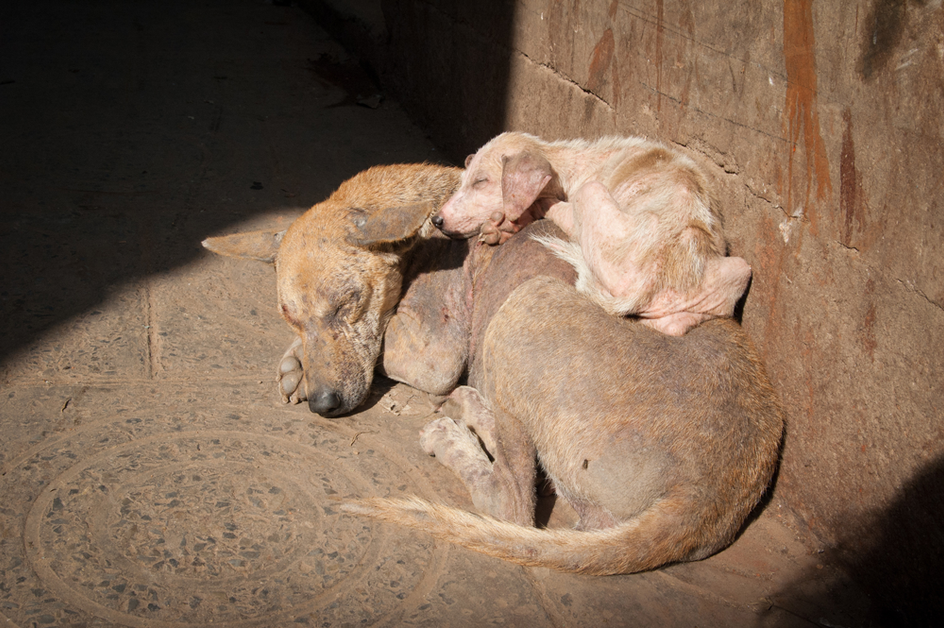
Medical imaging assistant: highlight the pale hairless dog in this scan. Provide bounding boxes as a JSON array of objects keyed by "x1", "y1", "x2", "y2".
[{"x1": 432, "y1": 132, "x2": 752, "y2": 336}]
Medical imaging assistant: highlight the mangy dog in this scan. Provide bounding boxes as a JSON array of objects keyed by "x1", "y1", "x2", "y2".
[
  {"x1": 432, "y1": 132, "x2": 753, "y2": 336},
  {"x1": 203, "y1": 163, "x2": 464, "y2": 416},
  {"x1": 204, "y1": 164, "x2": 784, "y2": 575}
]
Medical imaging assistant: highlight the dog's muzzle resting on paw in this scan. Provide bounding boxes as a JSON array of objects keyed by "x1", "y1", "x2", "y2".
[{"x1": 202, "y1": 163, "x2": 463, "y2": 417}]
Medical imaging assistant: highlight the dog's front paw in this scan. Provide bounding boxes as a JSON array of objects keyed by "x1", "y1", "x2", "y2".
[
  {"x1": 277, "y1": 338, "x2": 307, "y2": 404},
  {"x1": 479, "y1": 211, "x2": 519, "y2": 245}
]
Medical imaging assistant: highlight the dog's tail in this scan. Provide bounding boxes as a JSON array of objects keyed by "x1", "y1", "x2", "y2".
[{"x1": 341, "y1": 494, "x2": 713, "y2": 575}]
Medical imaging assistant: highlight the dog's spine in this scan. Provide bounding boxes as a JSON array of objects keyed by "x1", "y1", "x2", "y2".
[{"x1": 341, "y1": 494, "x2": 704, "y2": 575}]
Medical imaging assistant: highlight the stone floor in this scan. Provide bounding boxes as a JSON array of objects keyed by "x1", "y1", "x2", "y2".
[{"x1": 0, "y1": 1, "x2": 872, "y2": 626}]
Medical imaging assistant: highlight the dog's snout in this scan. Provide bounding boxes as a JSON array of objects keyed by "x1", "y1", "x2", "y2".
[
  {"x1": 308, "y1": 388, "x2": 342, "y2": 416},
  {"x1": 431, "y1": 214, "x2": 444, "y2": 229}
]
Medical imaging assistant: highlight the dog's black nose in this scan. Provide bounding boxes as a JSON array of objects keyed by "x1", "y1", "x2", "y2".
[
  {"x1": 431, "y1": 214, "x2": 444, "y2": 229},
  {"x1": 308, "y1": 388, "x2": 342, "y2": 416}
]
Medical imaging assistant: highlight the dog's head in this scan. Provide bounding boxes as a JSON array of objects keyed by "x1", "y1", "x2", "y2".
[
  {"x1": 433, "y1": 132, "x2": 560, "y2": 239},
  {"x1": 204, "y1": 164, "x2": 460, "y2": 416}
]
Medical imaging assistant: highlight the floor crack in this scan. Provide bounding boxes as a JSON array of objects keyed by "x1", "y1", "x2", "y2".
[{"x1": 514, "y1": 49, "x2": 616, "y2": 112}]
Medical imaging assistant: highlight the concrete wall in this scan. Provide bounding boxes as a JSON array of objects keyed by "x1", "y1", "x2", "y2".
[{"x1": 306, "y1": 0, "x2": 944, "y2": 604}]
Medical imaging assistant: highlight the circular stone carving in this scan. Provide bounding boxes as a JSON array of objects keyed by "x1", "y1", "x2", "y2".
[{"x1": 0, "y1": 405, "x2": 444, "y2": 627}]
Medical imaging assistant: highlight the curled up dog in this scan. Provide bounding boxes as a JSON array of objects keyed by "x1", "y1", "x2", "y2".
[
  {"x1": 432, "y1": 132, "x2": 753, "y2": 336},
  {"x1": 204, "y1": 164, "x2": 784, "y2": 575},
  {"x1": 340, "y1": 220, "x2": 783, "y2": 575}
]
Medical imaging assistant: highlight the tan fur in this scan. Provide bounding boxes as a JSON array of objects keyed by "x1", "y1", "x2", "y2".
[
  {"x1": 202, "y1": 163, "x2": 462, "y2": 416},
  {"x1": 433, "y1": 132, "x2": 753, "y2": 335},
  {"x1": 206, "y1": 180, "x2": 783, "y2": 575}
]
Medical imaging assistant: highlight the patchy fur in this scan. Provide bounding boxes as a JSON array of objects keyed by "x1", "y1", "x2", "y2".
[
  {"x1": 342, "y1": 220, "x2": 783, "y2": 575},
  {"x1": 207, "y1": 172, "x2": 783, "y2": 575},
  {"x1": 203, "y1": 163, "x2": 462, "y2": 416},
  {"x1": 433, "y1": 132, "x2": 752, "y2": 335}
]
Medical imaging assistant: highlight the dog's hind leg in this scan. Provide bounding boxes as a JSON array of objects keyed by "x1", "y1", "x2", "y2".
[
  {"x1": 420, "y1": 416, "x2": 499, "y2": 513},
  {"x1": 423, "y1": 386, "x2": 537, "y2": 525},
  {"x1": 277, "y1": 337, "x2": 307, "y2": 404}
]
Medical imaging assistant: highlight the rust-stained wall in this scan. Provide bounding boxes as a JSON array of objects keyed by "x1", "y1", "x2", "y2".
[{"x1": 309, "y1": 0, "x2": 944, "y2": 614}]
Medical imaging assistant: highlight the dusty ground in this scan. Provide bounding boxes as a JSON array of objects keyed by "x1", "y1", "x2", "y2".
[{"x1": 1, "y1": 1, "x2": 872, "y2": 626}]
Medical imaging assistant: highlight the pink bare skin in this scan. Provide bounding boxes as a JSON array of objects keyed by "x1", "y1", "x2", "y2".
[
  {"x1": 636, "y1": 257, "x2": 752, "y2": 335},
  {"x1": 548, "y1": 182, "x2": 753, "y2": 336},
  {"x1": 435, "y1": 146, "x2": 564, "y2": 243},
  {"x1": 433, "y1": 132, "x2": 753, "y2": 335}
]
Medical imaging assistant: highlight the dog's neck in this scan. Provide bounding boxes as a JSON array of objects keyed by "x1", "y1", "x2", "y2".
[{"x1": 377, "y1": 234, "x2": 474, "y2": 395}]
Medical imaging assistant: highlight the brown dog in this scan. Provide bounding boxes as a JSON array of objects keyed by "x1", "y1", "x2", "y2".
[
  {"x1": 205, "y1": 166, "x2": 783, "y2": 575},
  {"x1": 341, "y1": 218, "x2": 783, "y2": 575},
  {"x1": 203, "y1": 163, "x2": 463, "y2": 416},
  {"x1": 432, "y1": 132, "x2": 753, "y2": 336}
]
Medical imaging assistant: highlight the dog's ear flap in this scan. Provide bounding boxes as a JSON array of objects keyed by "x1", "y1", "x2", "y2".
[
  {"x1": 501, "y1": 151, "x2": 559, "y2": 221},
  {"x1": 202, "y1": 229, "x2": 284, "y2": 263},
  {"x1": 347, "y1": 202, "x2": 433, "y2": 247}
]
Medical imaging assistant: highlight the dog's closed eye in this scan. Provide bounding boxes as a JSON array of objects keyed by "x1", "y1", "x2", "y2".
[{"x1": 326, "y1": 290, "x2": 363, "y2": 324}]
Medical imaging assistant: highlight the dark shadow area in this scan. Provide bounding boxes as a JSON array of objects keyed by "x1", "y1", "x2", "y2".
[
  {"x1": 534, "y1": 465, "x2": 564, "y2": 528},
  {"x1": 764, "y1": 455, "x2": 944, "y2": 627},
  {"x1": 840, "y1": 455, "x2": 944, "y2": 626},
  {"x1": 0, "y1": 0, "x2": 515, "y2": 369},
  {"x1": 732, "y1": 274, "x2": 751, "y2": 324},
  {"x1": 345, "y1": 374, "x2": 399, "y2": 416},
  {"x1": 302, "y1": 0, "x2": 517, "y2": 163},
  {"x1": 858, "y1": 0, "x2": 927, "y2": 80}
]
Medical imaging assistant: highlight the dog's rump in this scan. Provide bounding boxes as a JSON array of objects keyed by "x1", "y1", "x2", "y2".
[{"x1": 480, "y1": 275, "x2": 781, "y2": 507}]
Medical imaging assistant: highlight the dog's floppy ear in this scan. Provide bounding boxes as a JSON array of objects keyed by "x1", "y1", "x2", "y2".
[
  {"x1": 347, "y1": 202, "x2": 434, "y2": 247},
  {"x1": 501, "y1": 151, "x2": 559, "y2": 221},
  {"x1": 202, "y1": 229, "x2": 285, "y2": 263}
]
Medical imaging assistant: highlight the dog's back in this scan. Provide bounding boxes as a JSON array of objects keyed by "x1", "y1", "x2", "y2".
[
  {"x1": 479, "y1": 275, "x2": 783, "y2": 558},
  {"x1": 544, "y1": 136, "x2": 730, "y2": 316},
  {"x1": 476, "y1": 222, "x2": 781, "y2": 557}
]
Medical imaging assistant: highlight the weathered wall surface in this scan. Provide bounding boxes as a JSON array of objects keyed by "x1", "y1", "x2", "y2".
[{"x1": 308, "y1": 0, "x2": 943, "y2": 602}]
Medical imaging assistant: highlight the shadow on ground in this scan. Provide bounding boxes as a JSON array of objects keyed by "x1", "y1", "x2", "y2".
[
  {"x1": 767, "y1": 455, "x2": 944, "y2": 628},
  {"x1": 0, "y1": 0, "x2": 446, "y2": 369}
]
